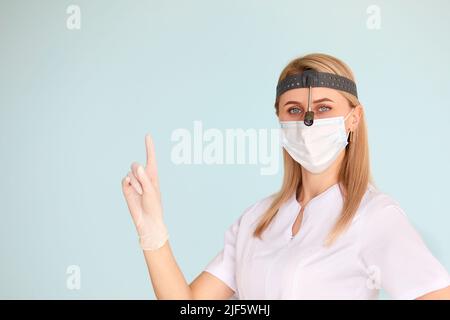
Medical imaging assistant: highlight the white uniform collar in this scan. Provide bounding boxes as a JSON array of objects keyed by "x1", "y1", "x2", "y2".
[{"x1": 288, "y1": 182, "x2": 342, "y2": 210}]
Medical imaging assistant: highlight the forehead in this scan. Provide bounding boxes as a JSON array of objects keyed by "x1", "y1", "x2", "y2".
[{"x1": 278, "y1": 87, "x2": 345, "y2": 105}]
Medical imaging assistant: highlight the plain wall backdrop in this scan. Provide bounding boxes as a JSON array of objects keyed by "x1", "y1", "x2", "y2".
[{"x1": 1, "y1": 0, "x2": 449, "y2": 299}]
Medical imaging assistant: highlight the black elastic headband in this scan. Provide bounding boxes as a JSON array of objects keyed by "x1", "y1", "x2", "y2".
[{"x1": 276, "y1": 69, "x2": 358, "y2": 99}]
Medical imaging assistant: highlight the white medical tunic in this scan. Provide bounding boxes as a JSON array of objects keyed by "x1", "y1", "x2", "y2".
[{"x1": 204, "y1": 183, "x2": 450, "y2": 299}]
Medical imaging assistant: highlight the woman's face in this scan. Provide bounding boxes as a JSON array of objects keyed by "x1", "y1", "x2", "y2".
[{"x1": 278, "y1": 87, "x2": 356, "y2": 125}]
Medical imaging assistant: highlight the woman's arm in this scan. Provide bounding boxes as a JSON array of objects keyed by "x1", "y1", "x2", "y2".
[
  {"x1": 122, "y1": 134, "x2": 234, "y2": 300},
  {"x1": 190, "y1": 271, "x2": 235, "y2": 300},
  {"x1": 416, "y1": 285, "x2": 450, "y2": 300},
  {"x1": 140, "y1": 235, "x2": 191, "y2": 299},
  {"x1": 143, "y1": 241, "x2": 235, "y2": 299}
]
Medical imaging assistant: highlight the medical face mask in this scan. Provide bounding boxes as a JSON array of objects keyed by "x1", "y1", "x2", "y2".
[{"x1": 279, "y1": 108, "x2": 354, "y2": 174}]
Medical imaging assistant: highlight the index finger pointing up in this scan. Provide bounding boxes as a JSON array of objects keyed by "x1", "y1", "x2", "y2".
[{"x1": 145, "y1": 133, "x2": 159, "y2": 186}]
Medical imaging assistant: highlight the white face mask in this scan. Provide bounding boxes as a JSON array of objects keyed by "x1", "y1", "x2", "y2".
[{"x1": 279, "y1": 109, "x2": 354, "y2": 174}]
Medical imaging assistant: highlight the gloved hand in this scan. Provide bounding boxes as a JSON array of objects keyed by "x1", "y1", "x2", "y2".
[{"x1": 121, "y1": 134, "x2": 169, "y2": 251}]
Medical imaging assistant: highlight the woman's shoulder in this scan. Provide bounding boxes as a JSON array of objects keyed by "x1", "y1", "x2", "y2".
[
  {"x1": 242, "y1": 193, "x2": 277, "y2": 217},
  {"x1": 357, "y1": 182, "x2": 408, "y2": 225},
  {"x1": 362, "y1": 183, "x2": 401, "y2": 207},
  {"x1": 234, "y1": 193, "x2": 277, "y2": 227}
]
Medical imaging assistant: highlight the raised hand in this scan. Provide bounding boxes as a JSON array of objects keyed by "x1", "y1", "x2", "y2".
[{"x1": 121, "y1": 134, "x2": 169, "y2": 251}]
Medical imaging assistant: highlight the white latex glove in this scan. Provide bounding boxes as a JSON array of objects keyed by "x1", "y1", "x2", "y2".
[{"x1": 121, "y1": 134, "x2": 169, "y2": 251}]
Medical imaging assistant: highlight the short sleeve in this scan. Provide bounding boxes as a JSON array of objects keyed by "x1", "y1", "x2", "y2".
[
  {"x1": 203, "y1": 201, "x2": 259, "y2": 293},
  {"x1": 203, "y1": 214, "x2": 242, "y2": 293},
  {"x1": 359, "y1": 204, "x2": 450, "y2": 300}
]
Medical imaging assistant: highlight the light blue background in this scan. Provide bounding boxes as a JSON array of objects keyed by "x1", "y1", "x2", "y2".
[{"x1": 1, "y1": 0, "x2": 449, "y2": 299}]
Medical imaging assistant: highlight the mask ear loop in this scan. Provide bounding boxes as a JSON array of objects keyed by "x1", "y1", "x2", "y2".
[
  {"x1": 345, "y1": 108, "x2": 355, "y2": 142},
  {"x1": 304, "y1": 85, "x2": 314, "y2": 126}
]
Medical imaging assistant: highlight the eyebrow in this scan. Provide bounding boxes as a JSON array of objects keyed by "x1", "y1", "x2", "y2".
[{"x1": 283, "y1": 98, "x2": 335, "y2": 107}]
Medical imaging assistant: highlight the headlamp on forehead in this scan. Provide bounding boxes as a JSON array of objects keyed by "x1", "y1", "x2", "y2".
[{"x1": 276, "y1": 69, "x2": 358, "y2": 126}]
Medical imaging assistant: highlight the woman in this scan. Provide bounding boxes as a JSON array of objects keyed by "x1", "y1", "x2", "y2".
[{"x1": 121, "y1": 53, "x2": 450, "y2": 299}]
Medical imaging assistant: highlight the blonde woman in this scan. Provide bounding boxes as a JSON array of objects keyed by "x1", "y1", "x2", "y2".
[{"x1": 121, "y1": 53, "x2": 450, "y2": 300}]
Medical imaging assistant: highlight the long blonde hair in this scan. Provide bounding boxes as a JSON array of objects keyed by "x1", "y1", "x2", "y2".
[{"x1": 253, "y1": 53, "x2": 374, "y2": 246}]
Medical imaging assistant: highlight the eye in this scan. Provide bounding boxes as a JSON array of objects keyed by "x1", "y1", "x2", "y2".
[
  {"x1": 288, "y1": 107, "x2": 303, "y2": 115},
  {"x1": 318, "y1": 105, "x2": 332, "y2": 112}
]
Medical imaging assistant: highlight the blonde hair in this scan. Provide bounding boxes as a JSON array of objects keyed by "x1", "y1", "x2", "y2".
[{"x1": 253, "y1": 53, "x2": 375, "y2": 246}]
